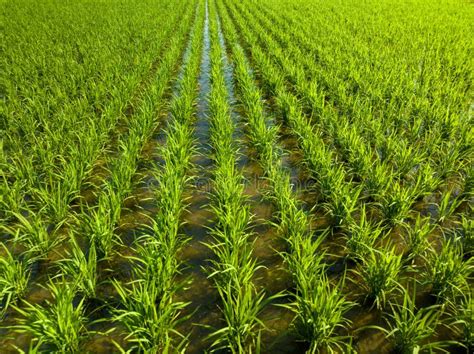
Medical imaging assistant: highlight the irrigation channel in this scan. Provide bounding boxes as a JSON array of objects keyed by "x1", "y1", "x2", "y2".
[{"x1": 1, "y1": 0, "x2": 473, "y2": 353}]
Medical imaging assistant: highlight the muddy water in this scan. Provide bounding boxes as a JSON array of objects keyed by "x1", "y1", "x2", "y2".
[
  {"x1": 216, "y1": 16, "x2": 249, "y2": 171},
  {"x1": 174, "y1": 2, "x2": 220, "y2": 352}
]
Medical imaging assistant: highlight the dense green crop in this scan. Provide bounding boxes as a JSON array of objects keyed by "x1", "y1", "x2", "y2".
[{"x1": 1, "y1": 0, "x2": 472, "y2": 352}]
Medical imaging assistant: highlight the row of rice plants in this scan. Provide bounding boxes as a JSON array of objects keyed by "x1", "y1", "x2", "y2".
[
  {"x1": 204, "y1": 1, "x2": 270, "y2": 351},
  {"x1": 227, "y1": 0, "x2": 434, "y2": 228},
  {"x1": 0, "y1": 3, "x2": 198, "y2": 352},
  {"x1": 0, "y1": 0, "x2": 195, "y2": 325},
  {"x1": 110, "y1": 2, "x2": 206, "y2": 351},
  {"x1": 216, "y1": 1, "x2": 355, "y2": 351},
  {"x1": 1, "y1": 0, "x2": 193, "y2": 224},
  {"x1": 224, "y1": 0, "x2": 471, "y2": 278},
  {"x1": 235, "y1": 0, "x2": 472, "y2": 225},
  {"x1": 219, "y1": 0, "x2": 473, "y2": 351}
]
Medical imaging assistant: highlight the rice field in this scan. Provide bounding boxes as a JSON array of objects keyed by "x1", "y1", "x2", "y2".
[{"x1": 1, "y1": 0, "x2": 473, "y2": 353}]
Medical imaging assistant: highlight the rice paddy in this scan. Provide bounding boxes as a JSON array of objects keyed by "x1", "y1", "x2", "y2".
[{"x1": 1, "y1": 0, "x2": 473, "y2": 353}]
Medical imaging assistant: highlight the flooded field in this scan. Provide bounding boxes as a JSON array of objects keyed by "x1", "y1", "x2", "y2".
[{"x1": 1, "y1": 0, "x2": 473, "y2": 353}]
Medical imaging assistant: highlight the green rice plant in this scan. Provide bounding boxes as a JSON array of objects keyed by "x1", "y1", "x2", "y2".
[
  {"x1": 450, "y1": 292, "x2": 474, "y2": 351},
  {"x1": 281, "y1": 234, "x2": 354, "y2": 352},
  {"x1": 457, "y1": 214, "x2": 473, "y2": 256},
  {"x1": 317, "y1": 164, "x2": 344, "y2": 202},
  {"x1": 403, "y1": 214, "x2": 434, "y2": 259},
  {"x1": 268, "y1": 172, "x2": 314, "y2": 267},
  {"x1": 393, "y1": 143, "x2": 426, "y2": 179},
  {"x1": 414, "y1": 163, "x2": 442, "y2": 196},
  {"x1": 112, "y1": 279, "x2": 188, "y2": 353},
  {"x1": 423, "y1": 238, "x2": 473, "y2": 302},
  {"x1": 436, "y1": 143, "x2": 462, "y2": 179},
  {"x1": 461, "y1": 165, "x2": 473, "y2": 198},
  {"x1": 33, "y1": 182, "x2": 71, "y2": 226},
  {"x1": 4, "y1": 211, "x2": 59, "y2": 258},
  {"x1": 353, "y1": 247, "x2": 403, "y2": 309},
  {"x1": 108, "y1": 136, "x2": 142, "y2": 200},
  {"x1": 81, "y1": 188, "x2": 122, "y2": 258},
  {"x1": 0, "y1": 244, "x2": 30, "y2": 318},
  {"x1": 282, "y1": 228, "x2": 325, "y2": 279},
  {"x1": 435, "y1": 190, "x2": 463, "y2": 224},
  {"x1": 11, "y1": 280, "x2": 88, "y2": 353},
  {"x1": 288, "y1": 270, "x2": 354, "y2": 353},
  {"x1": 128, "y1": 234, "x2": 177, "y2": 295},
  {"x1": 209, "y1": 281, "x2": 273, "y2": 354},
  {"x1": 325, "y1": 184, "x2": 362, "y2": 228},
  {"x1": 55, "y1": 234, "x2": 97, "y2": 299},
  {"x1": 207, "y1": 227, "x2": 255, "y2": 285},
  {"x1": 345, "y1": 205, "x2": 383, "y2": 260},
  {"x1": 381, "y1": 286, "x2": 447, "y2": 353},
  {"x1": 0, "y1": 175, "x2": 26, "y2": 220},
  {"x1": 378, "y1": 183, "x2": 417, "y2": 226}
]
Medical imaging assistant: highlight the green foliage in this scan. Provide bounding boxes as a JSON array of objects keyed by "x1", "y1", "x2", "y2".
[
  {"x1": 0, "y1": 0, "x2": 472, "y2": 352},
  {"x1": 451, "y1": 293, "x2": 474, "y2": 351},
  {"x1": 11, "y1": 280, "x2": 88, "y2": 353},
  {"x1": 0, "y1": 244, "x2": 30, "y2": 318},
  {"x1": 55, "y1": 234, "x2": 97, "y2": 299},
  {"x1": 289, "y1": 271, "x2": 354, "y2": 353},
  {"x1": 423, "y1": 239, "x2": 473, "y2": 302},
  {"x1": 403, "y1": 214, "x2": 434, "y2": 259},
  {"x1": 345, "y1": 205, "x2": 382, "y2": 259},
  {"x1": 353, "y1": 247, "x2": 403, "y2": 309},
  {"x1": 112, "y1": 278, "x2": 188, "y2": 353},
  {"x1": 382, "y1": 287, "x2": 447, "y2": 353}
]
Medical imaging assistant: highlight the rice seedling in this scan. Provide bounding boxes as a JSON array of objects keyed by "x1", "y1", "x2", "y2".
[
  {"x1": 129, "y1": 234, "x2": 179, "y2": 294},
  {"x1": 112, "y1": 278, "x2": 189, "y2": 353},
  {"x1": 414, "y1": 163, "x2": 442, "y2": 196},
  {"x1": 33, "y1": 175, "x2": 78, "y2": 226},
  {"x1": 352, "y1": 247, "x2": 403, "y2": 310},
  {"x1": 81, "y1": 190, "x2": 121, "y2": 259},
  {"x1": 208, "y1": 280, "x2": 272, "y2": 353},
  {"x1": 435, "y1": 189, "x2": 463, "y2": 224},
  {"x1": 345, "y1": 205, "x2": 383, "y2": 260},
  {"x1": 435, "y1": 143, "x2": 463, "y2": 179},
  {"x1": 450, "y1": 292, "x2": 474, "y2": 351},
  {"x1": 381, "y1": 286, "x2": 448, "y2": 353},
  {"x1": 287, "y1": 270, "x2": 354, "y2": 353},
  {"x1": 326, "y1": 184, "x2": 362, "y2": 228},
  {"x1": 0, "y1": 175, "x2": 27, "y2": 221},
  {"x1": 3, "y1": 211, "x2": 60, "y2": 259},
  {"x1": 393, "y1": 143, "x2": 426, "y2": 179},
  {"x1": 55, "y1": 234, "x2": 97, "y2": 299},
  {"x1": 423, "y1": 238, "x2": 473, "y2": 302},
  {"x1": 403, "y1": 214, "x2": 434, "y2": 260},
  {"x1": 461, "y1": 166, "x2": 473, "y2": 198},
  {"x1": 0, "y1": 244, "x2": 30, "y2": 318},
  {"x1": 457, "y1": 214, "x2": 473, "y2": 256},
  {"x1": 378, "y1": 183, "x2": 417, "y2": 226},
  {"x1": 11, "y1": 280, "x2": 88, "y2": 353}
]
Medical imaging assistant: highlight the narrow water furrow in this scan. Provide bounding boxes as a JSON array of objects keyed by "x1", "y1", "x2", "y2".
[{"x1": 176, "y1": 2, "x2": 221, "y2": 352}]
